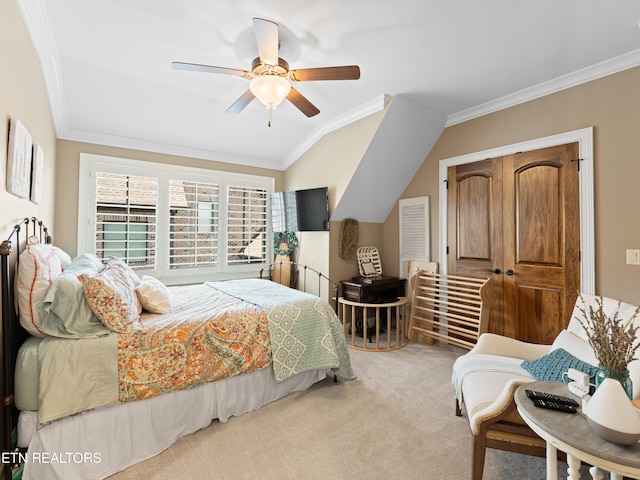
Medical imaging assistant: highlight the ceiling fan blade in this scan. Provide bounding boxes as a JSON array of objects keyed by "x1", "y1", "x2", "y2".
[
  {"x1": 225, "y1": 90, "x2": 256, "y2": 114},
  {"x1": 286, "y1": 87, "x2": 320, "y2": 117},
  {"x1": 288, "y1": 65, "x2": 360, "y2": 82},
  {"x1": 172, "y1": 62, "x2": 251, "y2": 79},
  {"x1": 252, "y1": 17, "x2": 279, "y2": 66}
]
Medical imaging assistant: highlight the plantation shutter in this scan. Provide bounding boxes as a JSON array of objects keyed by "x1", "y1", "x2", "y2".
[
  {"x1": 227, "y1": 185, "x2": 268, "y2": 264},
  {"x1": 95, "y1": 172, "x2": 157, "y2": 269},
  {"x1": 399, "y1": 196, "x2": 430, "y2": 279},
  {"x1": 168, "y1": 180, "x2": 220, "y2": 269}
]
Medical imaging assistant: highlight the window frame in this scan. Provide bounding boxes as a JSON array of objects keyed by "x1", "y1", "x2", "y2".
[{"x1": 78, "y1": 153, "x2": 275, "y2": 285}]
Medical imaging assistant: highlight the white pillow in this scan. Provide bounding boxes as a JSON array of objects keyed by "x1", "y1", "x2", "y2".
[
  {"x1": 16, "y1": 239, "x2": 64, "y2": 336},
  {"x1": 551, "y1": 329, "x2": 598, "y2": 365},
  {"x1": 53, "y1": 246, "x2": 72, "y2": 270},
  {"x1": 136, "y1": 275, "x2": 173, "y2": 314}
]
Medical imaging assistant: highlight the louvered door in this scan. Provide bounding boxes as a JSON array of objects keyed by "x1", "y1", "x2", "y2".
[{"x1": 399, "y1": 196, "x2": 430, "y2": 279}]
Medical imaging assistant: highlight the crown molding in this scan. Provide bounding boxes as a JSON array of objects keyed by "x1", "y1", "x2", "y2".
[
  {"x1": 58, "y1": 129, "x2": 282, "y2": 170},
  {"x1": 17, "y1": 0, "x2": 68, "y2": 135},
  {"x1": 18, "y1": 0, "x2": 640, "y2": 168},
  {"x1": 446, "y1": 48, "x2": 640, "y2": 126},
  {"x1": 280, "y1": 94, "x2": 391, "y2": 169}
]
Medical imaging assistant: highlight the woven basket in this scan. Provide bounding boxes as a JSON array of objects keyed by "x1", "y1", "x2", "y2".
[
  {"x1": 339, "y1": 218, "x2": 359, "y2": 260},
  {"x1": 357, "y1": 246, "x2": 382, "y2": 277}
]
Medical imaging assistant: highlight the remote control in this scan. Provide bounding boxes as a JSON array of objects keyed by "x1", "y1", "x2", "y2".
[
  {"x1": 525, "y1": 389, "x2": 579, "y2": 407},
  {"x1": 531, "y1": 398, "x2": 577, "y2": 413}
]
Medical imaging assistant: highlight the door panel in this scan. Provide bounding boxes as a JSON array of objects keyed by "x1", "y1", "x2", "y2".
[
  {"x1": 448, "y1": 143, "x2": 580, "y2": 343},
  {"x1": 457, "y1": 174, "x2": 492, "y2": 261},
  {"x1": 514, "y1": 285, "x2": 563, "y2": 345},
  {"x1": 448, "y1": 158, "x2": 504, "y2": 334},
  {"x1": 516, "y1": 164, "x2": 561, "y2": 265}
]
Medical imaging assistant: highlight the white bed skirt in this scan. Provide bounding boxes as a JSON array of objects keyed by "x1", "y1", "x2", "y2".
[{"x1": 18, "y1": 367, "x2": 326, "y2": 480}]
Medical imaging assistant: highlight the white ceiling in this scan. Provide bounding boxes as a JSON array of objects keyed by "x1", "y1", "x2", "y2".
[{"x1": 18, "y1": 0, "x2": 640, "y2": 171}]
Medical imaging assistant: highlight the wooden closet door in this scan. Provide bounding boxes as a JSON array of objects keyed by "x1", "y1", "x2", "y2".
[
  {"x1": 502, "y1": 144, "x2": 580, "y2": 344},
  {"x1": 447, "y1": 157, "x2": 505, "y2": 334},
  {"x1": 448, "y1": 143, "x2": 580, "y2": 343}
]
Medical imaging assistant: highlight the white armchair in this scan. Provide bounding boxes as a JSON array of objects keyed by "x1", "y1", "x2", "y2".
[{"x1": 452, "y1": 293, "x2": 640, "y2": 480}]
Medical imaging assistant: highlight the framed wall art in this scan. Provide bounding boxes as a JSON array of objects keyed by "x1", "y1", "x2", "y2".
[
  {"x1": 30, "y1": 144, "x2": 44, "y2": 204},
  {"x1": 6, "y1": 118, "x2": 32, "y2": 199}
]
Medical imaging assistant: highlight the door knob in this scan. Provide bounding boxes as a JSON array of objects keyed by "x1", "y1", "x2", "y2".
[
  {"x1": 488, "y1": 268, "x2": 501, "y2": 274},
  {"x1": 505, "y1": 269, "x2": 515, "y2": 276}
]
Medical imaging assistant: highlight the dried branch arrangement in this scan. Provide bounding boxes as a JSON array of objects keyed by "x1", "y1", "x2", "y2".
[{"x1": 577, "y1": 295, "x2": 640, "y2": 371}]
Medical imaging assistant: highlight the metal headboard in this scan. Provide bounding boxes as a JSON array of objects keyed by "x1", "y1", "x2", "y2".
[
  {"x1": 1, "y1": 217, "x2": 51, "y2": 478},
  {"x1": 259, "y1": 262, "x2": 340, "y2": 313}
]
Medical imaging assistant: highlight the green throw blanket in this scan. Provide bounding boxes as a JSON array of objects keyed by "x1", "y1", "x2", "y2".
[{"x1": 208, "y1": 279, "x2": 356, "y2": 382}]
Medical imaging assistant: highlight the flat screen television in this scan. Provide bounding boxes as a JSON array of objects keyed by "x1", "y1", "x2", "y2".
[{"x1": 271, "y1": 187, "x2": 330, "y2": 232}]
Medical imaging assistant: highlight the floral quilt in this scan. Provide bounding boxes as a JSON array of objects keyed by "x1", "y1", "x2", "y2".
[
  {"x1": 36, "y1": 280, "x2": 354, "y2": 423},
  {"x1": 118, "y1": 284, "x2": 271, "y2": 403}
]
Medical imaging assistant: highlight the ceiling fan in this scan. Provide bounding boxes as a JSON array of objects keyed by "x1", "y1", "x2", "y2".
[{"x1": 172, "y1": 17, "x2": 360, "y2": 125}]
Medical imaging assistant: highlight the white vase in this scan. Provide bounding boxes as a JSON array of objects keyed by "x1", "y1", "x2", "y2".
[{"x1": 585, "y1": 377, "x2": 640, "y2": 445}]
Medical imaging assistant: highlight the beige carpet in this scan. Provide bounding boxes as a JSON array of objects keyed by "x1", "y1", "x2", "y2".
[{"x1": 108, "y1": 341, "x2": 578, "y2": 480}]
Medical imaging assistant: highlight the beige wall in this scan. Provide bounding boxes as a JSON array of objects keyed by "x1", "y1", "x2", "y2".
[
  {"x1": 1, "y1": 0, "x2": 58, "y2": 455},
  {"x1": 330, "y1": 220, "x2": 384, "y2": 284},
  {"x1": 284, "y1": 110, "x2": 386, "y2": 208},
  {"x1": 54, "y1": 140, "x2": 285, "y2": 256},
  {"x1": 1, "y1": 0, "x2": 57, "y2": 240},
  {"x1": 385, "y1": 66, "x2": 640, "y2": 305},
  {"x1": 284, "y1": 109, "x2": 387, "y2": 284}
]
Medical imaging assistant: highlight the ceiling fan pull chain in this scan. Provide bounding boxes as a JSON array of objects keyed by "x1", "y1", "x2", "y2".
[{"x1": 268, "y1": 107, "x2": 272, "y2": 127}]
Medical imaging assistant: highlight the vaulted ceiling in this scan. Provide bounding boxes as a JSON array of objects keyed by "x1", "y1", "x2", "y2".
[{"x1": 18, "y1": 0, "x2": 640, "y2": 171}]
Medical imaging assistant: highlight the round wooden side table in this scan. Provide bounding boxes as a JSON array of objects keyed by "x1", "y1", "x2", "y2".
[
  {"x1": 515, "y1": 381, "x2": 640, "y2": 480},
  {"x1": 338, "y1": 296, "x2": 409, "y2": 351}
]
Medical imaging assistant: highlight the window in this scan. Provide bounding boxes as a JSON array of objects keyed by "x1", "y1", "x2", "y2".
[
  {"x1": 95, "y1": 172, "x2": 157, "y2": 269},
  {"x1": 102, "y1": 222, "x2": 149, "y2": 265},
  {"x1": 78, "y1": 154, "x2": 275, "y2": 284},
  {"x1": 169, "y1": 180, "x2": 219, "y2": 269},
  {"x1": 227, "y1": 185, "x2": 268, "y2": 265}
]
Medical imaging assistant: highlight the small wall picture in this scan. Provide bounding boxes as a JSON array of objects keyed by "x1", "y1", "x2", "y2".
[
  {"x1": 31, "y1": 144, "x2": 44, "y2": 204},
  {"x1": 6, "y1": 118, "x2": 32, "y2": 199}
]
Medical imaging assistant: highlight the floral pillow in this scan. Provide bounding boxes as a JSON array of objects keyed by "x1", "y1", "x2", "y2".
[
  {"x1": 105, "y1": 256, "x2": 141, "y2": 287},
  {"x1": 78, "y1": 260, "x2": 141, "y2": 333}
]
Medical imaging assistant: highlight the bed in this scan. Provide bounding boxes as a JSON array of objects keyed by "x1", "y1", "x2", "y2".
[{"x1": 1, "y1": 218, "x2": 354, "y2": 480}]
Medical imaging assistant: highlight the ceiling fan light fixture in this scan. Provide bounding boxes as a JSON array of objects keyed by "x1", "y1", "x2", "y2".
[
  {"x1": 249, "y1": 75, "x2": 291, "y2": 109},
  {"x1": 173, "y1": 18, "x2": 359, "y2": 122}
]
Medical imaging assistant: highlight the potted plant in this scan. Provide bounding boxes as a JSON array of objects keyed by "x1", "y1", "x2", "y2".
[{"x1": 577, "y1": 295, "x2": 640, "y2": 399}]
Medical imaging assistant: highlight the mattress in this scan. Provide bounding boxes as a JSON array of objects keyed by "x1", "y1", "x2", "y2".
[
  {"x1": 14, "y1": 335, "x2": 41, "y2": 412},
  {"x1": 17, "y1": 280, "x2": 354, "y2": 425}
]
